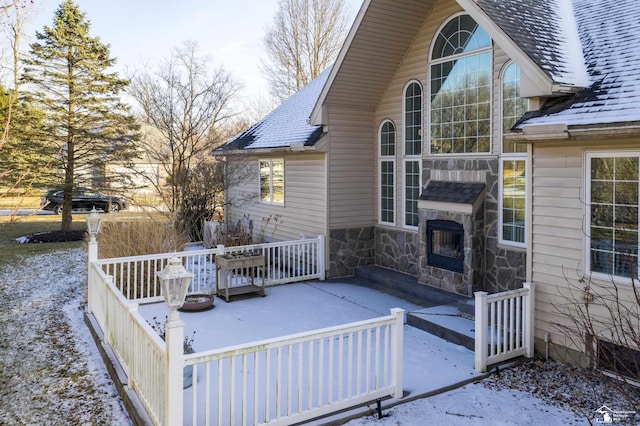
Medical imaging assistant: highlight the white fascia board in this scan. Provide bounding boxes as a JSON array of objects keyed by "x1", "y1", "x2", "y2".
[
  {"x1": 456, "y1": 0, "x2": 556, "y2": 96},
  {"x1": 309, "y1": 0, "x2": 372, "y2": 125}
]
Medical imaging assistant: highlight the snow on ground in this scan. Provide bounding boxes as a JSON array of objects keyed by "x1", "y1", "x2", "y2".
[
  {"x1": 2, "y1": 248, "x2": 636, "y2": 425},
  {"x1": 0, "y1": 248, "x2": 131, "y2": 425},
  {"x1": 346, "y1": 384, "x2": 586, "y2": 425},
  {"x1": 139, "y1": 281, "x2": 592, "y2": 424}
]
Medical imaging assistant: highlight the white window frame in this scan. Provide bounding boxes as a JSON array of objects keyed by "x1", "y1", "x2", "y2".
[
  {"x1": 259, "y1": 158, "x2": 284, "y2": 205},
  {"x1": 585, "y1": 151, "x2": 640, "y2": 282},
  {"x1": 403, "y1": 159, "x2": 421, "y2": 229},
  {"x1": 428, "y1": 12, "x2": 493, "y2": 156},
  {"x1": 498, "y1": 157, "x2": 527, "y2": 247},
  {"x1": 403, "y1": 80, "x2": 423, "y2": 158},
  {"x1": 378, "y1": 120, "x2": 396, "y2": 225},
  {"x1": 499, "y1": 61, "x2": 528, "y2": 247}
]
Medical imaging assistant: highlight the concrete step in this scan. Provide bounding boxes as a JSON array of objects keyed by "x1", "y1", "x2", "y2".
[
  {"x1": 345, "y1": 266, "x2": 476, "y2": 350},
  {"x1": 352, "y1": 265, "x2": 466, "y2": 307},
  {"x1": 407, "y1": 305, "x2": 476, "y2": 351}
]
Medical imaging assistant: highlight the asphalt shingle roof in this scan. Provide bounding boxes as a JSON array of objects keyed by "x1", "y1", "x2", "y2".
[
  {"x1": 476, "y1": 0, "x2": 590, "y2": 87},
  {"x1": 219, "y1": 68, "x2": 330, "y2": 152},
  {"x1": 482, "y1": 0, "x2": 640, "y2": 128}
]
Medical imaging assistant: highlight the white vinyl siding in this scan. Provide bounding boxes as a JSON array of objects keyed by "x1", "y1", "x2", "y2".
[
  {"x1": 226, "y1": 153, "x2": 326, "y2": 242},
  {"x1": 327, "y1": 107, "x2": 376, "y2": 229}
]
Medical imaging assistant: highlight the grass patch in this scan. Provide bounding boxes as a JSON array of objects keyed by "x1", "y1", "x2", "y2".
[{"x1": 0, "y1": 218, "x2": 87, "y2": 268}]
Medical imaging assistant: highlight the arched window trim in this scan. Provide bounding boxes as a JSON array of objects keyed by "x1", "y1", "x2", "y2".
[
  {"x1": 428, "y1": 12, "x2": 493, "y2": 65},
  {"x1": 378, "y1": 119, "x2": 396, "y2": 157},
  {"x1": 500, "y1": 60, "x2": 528, "y2": 155},
  {"x1": 402, "y1": 79, "x2": 423, "y2": 157},
  {"x1": 428, "y1": 13, "x2": 493, "y2": 156}
]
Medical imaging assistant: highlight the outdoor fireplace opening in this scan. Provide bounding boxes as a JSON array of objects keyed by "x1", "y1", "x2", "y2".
[{"x1": 427, "y1": 220, "x2": 464, "y2": 273}]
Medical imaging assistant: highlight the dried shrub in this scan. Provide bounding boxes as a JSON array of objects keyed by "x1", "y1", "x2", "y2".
[
  {"x1": 97, "y1": 220, "x2": 187, "y2": 259},
  {"x1": 203, "y1": 215, "x2": 281, "y2": 248},
  {"x1": 94, "y1": 220, "x2": 188, "y2": 299}
]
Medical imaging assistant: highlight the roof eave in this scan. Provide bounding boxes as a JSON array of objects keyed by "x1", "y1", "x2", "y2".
[
  {"x1": 506, "y1": 122, "x2": 640, "y2": 142},
  {"x1": 213, "y1": 145, "x2": 319, "y2": 156}
]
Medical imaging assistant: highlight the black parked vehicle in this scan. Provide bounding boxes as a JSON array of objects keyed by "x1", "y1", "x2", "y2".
[{"x1": 41, "y1": 187, "x2": 128, "y2": 214}]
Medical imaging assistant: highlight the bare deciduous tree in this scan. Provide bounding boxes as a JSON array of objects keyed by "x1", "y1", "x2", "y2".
[
  {"x1": 128, "y1": 42, "x2": 243, "y2": 239},
  {"x1": 262, "y1": 0, "x2": 350, "y2": 101}
]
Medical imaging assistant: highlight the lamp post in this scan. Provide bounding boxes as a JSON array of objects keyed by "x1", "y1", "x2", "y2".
[
  {"x1": 86, "y1": 207, "x2": 102, "y2": 262},
  {"x1": 156, "y1": 256, "x2": 193, "y2": 425},
  {"x1": 86, "y1": 208, "x2": 102, "y2": 315},
  {"x1": 156, "y1": 256, "x2": 193, "y2": 321}
]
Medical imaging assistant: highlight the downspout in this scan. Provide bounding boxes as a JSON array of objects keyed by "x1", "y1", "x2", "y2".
[{"x1": 526, "y1": 142, "x2": 533, "y2": 284}]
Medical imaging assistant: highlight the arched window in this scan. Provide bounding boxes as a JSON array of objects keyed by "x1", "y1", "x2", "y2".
[
  {"x1": 430, "y1": 14, "x2": 492, "y2": 154},
  {"x1": 379, "y1": 120, "x2": 396, "y2": 224},
  {"x1": 502, "y1": 62, "x2": 528, "y2": 153},
  {"x1": 404, "y1": 81, "x2": 422, "y2": 156}
]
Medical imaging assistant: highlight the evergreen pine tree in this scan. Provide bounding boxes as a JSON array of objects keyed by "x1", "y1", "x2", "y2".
[
  {"x1": 0, "y1": 83, "x2": 54, "y2": 188},
  {"x1": 22, "y1": 0, "x2": 139, "y2": 232}
]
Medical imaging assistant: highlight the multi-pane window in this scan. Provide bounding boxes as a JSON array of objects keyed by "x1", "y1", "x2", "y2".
[
  {"x1": 405, "y1": 160, "x2": 420, "y2": 227},
  {"x1": 500, "y1": 62, "x2": 528, "y2": 245},
  {"x1": 259, "y1": 159, "x2": 284, "y2": 204},
  {"x1": 430, "y1": 14, "x2": 492, "y2": 154},
  {"x1": 405, "y1": 82, "x2": 422, "y2": 156},
  {"x1": 588, "y1": 154, "x2": 639, "y2": 278},
  {"x1": 501, "y1": 160, "x2": 526, "y2": 244},
  {"x1": 379, "y1": 121, "x2": 395, "y2": 224}
]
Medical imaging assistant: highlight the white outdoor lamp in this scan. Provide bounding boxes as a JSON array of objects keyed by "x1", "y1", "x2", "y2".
[
  {"x1": 86, "y1": 207, "x2": 102, "y2": 243},
  {"x1": 156, "y1": 257, "x2": 193, "y2": 321}
]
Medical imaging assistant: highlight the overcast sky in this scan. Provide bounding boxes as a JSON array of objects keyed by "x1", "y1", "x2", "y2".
[{"x1": 22, "y1": 0, "x2": 363, "y2": 106}]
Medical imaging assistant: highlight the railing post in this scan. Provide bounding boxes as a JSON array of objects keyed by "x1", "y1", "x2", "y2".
[
  {"x1": 87, "y1": 239, "x2": 98, "y2": 314},
  {"x1": 524, "y1": 282, "x2": 535, "y2": 358},
  {"x1": 390, "y1": 308, "x2": 404, "y2": 398},
  {"x1": 165, "y1": 311, "x2": 185, "y2": 426},
  {"x1": 474, "y1": 291, "x2": 489, "y2": 373},
  {"x1": 318, "y1": 235, "x2": 326, "y2": 281}
]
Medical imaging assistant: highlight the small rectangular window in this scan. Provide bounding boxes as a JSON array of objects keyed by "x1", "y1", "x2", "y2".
[
  {"x1": 259, "y1": 159, "x2": 284, "y2": 204},
  {"x1": 500, "y1": 159, "x2": 526, "y2": 245},
  {"x1": 405, "y1": 160, "x2": 420, "y2": 227},
  {"x1": 380, "y1": 160, "x2": 395, "y2": 224}
]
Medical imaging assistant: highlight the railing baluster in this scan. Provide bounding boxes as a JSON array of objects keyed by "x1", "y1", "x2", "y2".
[{"x1": 356, "y1": 330, "x2": 363, "y2": 395}]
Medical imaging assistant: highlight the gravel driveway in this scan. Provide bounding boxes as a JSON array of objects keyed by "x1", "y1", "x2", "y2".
[{"x1": 0, "y1": 248, "x2": 130, "y2": 424}]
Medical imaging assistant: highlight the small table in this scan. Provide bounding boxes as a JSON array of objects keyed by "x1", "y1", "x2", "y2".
[{"x1": 216, "y1": 253, "x2": 265, "y2": 302}]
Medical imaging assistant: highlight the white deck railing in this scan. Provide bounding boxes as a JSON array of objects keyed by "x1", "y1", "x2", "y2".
[
  {"x1": 185, "y1": 309, "x2": 404, "y2": 426},
  {"x1": 474, "y1": 282, "x2": 535, "y2": 372},
  {"x1": 88, "y1": 262, "x2": 167, "y2": 425},
  {"x1": 87, "y1": 235, "x2": 407, "y2": 425},
  {"x1": 94, "y1": 236, "x2": 326, "y2": 303}
]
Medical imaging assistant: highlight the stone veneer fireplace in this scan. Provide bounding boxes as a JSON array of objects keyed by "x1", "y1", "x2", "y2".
[{"x1": 418, "y1": 181, "x2": 486, "y2": 297}]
